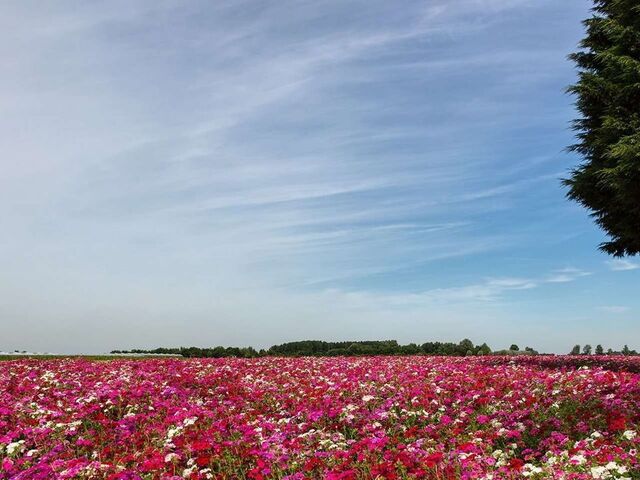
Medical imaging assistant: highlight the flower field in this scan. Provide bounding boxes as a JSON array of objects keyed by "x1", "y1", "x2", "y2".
[{"x1": 1, "y1": 357, "x2": 639, "y2": 479}]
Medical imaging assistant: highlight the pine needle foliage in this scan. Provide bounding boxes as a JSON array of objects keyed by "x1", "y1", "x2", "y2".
[{"x1": 565, "y1": 0, "x2": 640, "y2": 256}]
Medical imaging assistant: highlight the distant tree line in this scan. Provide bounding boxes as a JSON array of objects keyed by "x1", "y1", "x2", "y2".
[
  {"x1": 110, "y1": 346, "x2": 262, "y2": 358},
  {"x1": 112, "y1": 341, "x2": 640, "y2": 359},
  {"x1": 569, "y1": 344, "x2": 639, "y2": 356},
  {"x1": 111, "y1": 339, "x2": 538, "y2": 358}
]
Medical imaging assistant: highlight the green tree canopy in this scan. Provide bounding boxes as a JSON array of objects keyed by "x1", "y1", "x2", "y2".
[{"x1": 565, "y1": 0, "x2": 640, "y2": 256}]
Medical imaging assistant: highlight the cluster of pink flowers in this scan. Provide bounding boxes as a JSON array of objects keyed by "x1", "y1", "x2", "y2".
[{"x1": 1, "y1": 356, "x2": 639, "y2": 479}]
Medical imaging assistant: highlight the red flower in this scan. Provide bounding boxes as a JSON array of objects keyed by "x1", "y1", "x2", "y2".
[
  {"x1": 304, "y1": 457, "x2": 321, "y2": 471},
  {"x1": 424, "y1": 452, "x2": 443, "y2": 468},
  {"x1": 608, "y1": 414, "x2": 627, "y2": 432},
  {"x1": 191, "y1": 439, "x2": 210, "y2": 452},
  {"x1": 140, "y1": 452, "x2": 164, "y2": 472},
  {"x1": 509, "y1": 458, "x2": 524, "y2": 470}
]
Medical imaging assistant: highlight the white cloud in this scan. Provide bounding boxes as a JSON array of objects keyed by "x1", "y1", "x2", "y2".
[
  {"x1": 417, "y1": 277, "x2": 538, "y2": 303},
  {"x1": 607, "y1": 259, "x2": 640, "y2": 272},
  {"x1": 325, "y1": 275, "x2": 543, "y2": 308},
  {"x1": 544, "y1": 267, "x2": 591, "y2": 283},
  {"x1": 598, "y1": 306, "x2": 630, "y2": 314},
  {"x1": 331, "y1": 265, "x2": 594, "y2": 307}
]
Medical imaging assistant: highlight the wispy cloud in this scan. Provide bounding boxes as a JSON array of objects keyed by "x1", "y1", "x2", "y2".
[
  {"x1": 314, "y1": 277, "x2": 538, "y2": 314},
  {"x1": 544, "y1": 267, "x2": 591, "y2": 283},
  {"x1": 598, "y1": 306, "x2": 630, "y2": 314},
  {"x1": 3, "y1": 0, "x2": 561, "y2": 289},
  {"x1": 329, "y1": 265, "x2": 592, "y2": 307},
  {"x1": 607, "y1": 259, "x2": 640, "y2": 272},
  {"x1": 2, "y1": 0, "x2": 625, "y2": 354},
  {"x1": 417, "y1": 277, "x2": 538, "y2": 303}
]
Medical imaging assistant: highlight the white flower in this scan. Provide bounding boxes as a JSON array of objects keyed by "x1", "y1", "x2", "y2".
[
  {"x1": 183, "y1": 417, "x2": 197, "y2": 426},
  {"x1": 362, "y1": 395, "x2": 375, "y2": 403},
  {"x1": 165, "y1": 453, "x2": 179, "y2": 462},
  {"x1": 590, "y1": 466, "x2": 608, "y2": 479},
  {"x1": 546, "y1": 456, "x2": 558, "y2": 465},
  {"x1": 6, "y1": 441, "x2": 25, "y2": 456},
  {"x1": 622, "y1": 430, "x2": 636, "y2": 440},
  {"x1": 182, "y1": 466, "x2": 197, "y2": 478},
  {"x1": 523, "y1": 464, "x2": 542, "y2": 474}
]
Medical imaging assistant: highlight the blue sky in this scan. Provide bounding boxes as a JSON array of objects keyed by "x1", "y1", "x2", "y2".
[{"x1": 1, "y1": 0, "x2": 638, "y2": 354}]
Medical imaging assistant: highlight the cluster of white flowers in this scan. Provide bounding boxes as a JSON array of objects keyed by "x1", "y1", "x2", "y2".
[
  {"x1": 297, "y1": 427, "x2": 319, "y2": 439},
  {"x1": 521, "y1": 463, "x2": 543, "y2": 477},
  {"x1": 3, "y1": 440, "x2": 25, "y2": 456},
  {"x1": 546, "y1": 454, "x2": 560, "y2": 466},
  {"x1": 75, "y1": 395, "x2": 98, "y2": 405},
  {"x1": 490, "y1": 419, "x2": 502, "y2": 428},
  {"x1": 491, "y1": 449, "x2": 513, "y2": 468},
  {"x1": 622, "y1": 430, "x2": 636, "y2": 441},
  {"x1": 590, "y1": 462, "x2": 629, "y2": 479},
  {"x1": 166, "y1": 426, "x2": 182, "y2": 438},
  {"x1": 182, "y1": 465, "x2": 197, "y2": 478},
  {"x1": 318, "y1": 436, "x2": 347, "y2": 451},
  {"x1": 40, "y1": 371, "x2": 56, "y2": 382},
  {"x1": 182, "y1": 416, "x2": 198, "y2": 427},
  {"x1": 164, "y1": 425, "x2": 183, "y2": 447},
  {"x1": 199, "y1": 467, "x2": 214, "y2": 479},
  {"x1": 340, "y1": 403, "x2": 358, "y2": 422},
  {"x1": 399, "y1": 408, "x2": 429, "y2": 419}
]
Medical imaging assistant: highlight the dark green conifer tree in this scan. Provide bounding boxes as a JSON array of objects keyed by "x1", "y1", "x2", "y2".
[{"x1": 565, "y1": 0, "x2": 640, "y2": 256}]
